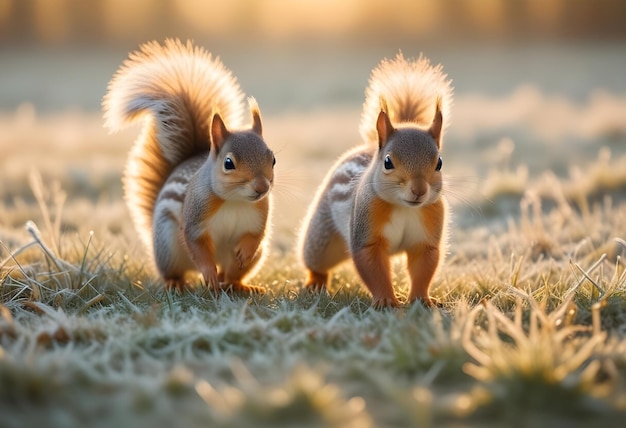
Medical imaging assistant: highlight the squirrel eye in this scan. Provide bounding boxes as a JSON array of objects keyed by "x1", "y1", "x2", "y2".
[
  {"x1": 435, "y1": 156, "x2": 442, "y2": 171},
  {"x1": 224, "y1": 156, "x2": 235, "y2": 170},
  {"x1": 384, "y1": 154, "x2": 394, "y2": 170},
  {"x1": 272, "y1": 155, "x2": 276, "y2": 167}
]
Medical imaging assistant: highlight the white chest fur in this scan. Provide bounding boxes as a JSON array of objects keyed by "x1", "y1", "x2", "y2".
[
  {"x1": 383, "y1": 206, "x2": 428, "y2": 253},
  {"x1": 204, "y1": 201, "x2": 264, "y2": 248}
]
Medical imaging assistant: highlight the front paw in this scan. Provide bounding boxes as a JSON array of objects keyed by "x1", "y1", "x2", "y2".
[
  {"x1": 223, "y1": 282, "x2": 266, "y2": 295},
  {"x1": 234, "y1": 234, "x2": 263, "y2": 270},
  {"x1": 304, "y1": 282, "x2": 327, "y2": 293},
  {"x1": 304, "y1": 270, "x2": 328, "y2": 293},
  {"x1": 164, "y1": 278, "x2": 191, "y2": 293},
  {"x1": 372, "y1": 296, "x2": 400, "y2": 309},
  {"x1": 409, "y1": 296, "x2": 442, "y2": 308},
  {"x1": 199, "y1": 265, "x2": 220, "y2": 290},
  {"x1": 235, "y1": 246, "x2": 257, "y2": 270}
]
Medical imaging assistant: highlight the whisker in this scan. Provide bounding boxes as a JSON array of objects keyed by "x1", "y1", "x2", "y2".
[
  {"x1": 442, "y1": 174, "x2": 490, "y2": 222},
  {"x1": 273, "y1": 168, "x2": 311, "y2": 203}
]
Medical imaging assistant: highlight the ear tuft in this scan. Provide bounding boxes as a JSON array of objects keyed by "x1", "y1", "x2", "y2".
[
  {"x1": 376, "y1": 108, "x2": 394, "y2": 149},
  {"x1": 248, "y1": 97, "x2": 263, "y2": 136},
  {"x1": 211, "y1": 113, "x2": 230, "y2": 152},
  {"x1": 429, "y1": 98, "x2": 443, "y2": 148},
  {"x1": 379, "y1": 96, "x2": 389, "y2": 115}
]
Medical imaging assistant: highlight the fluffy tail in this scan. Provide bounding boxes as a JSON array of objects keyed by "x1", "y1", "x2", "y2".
[
  {"x1": 103, "y1": 39, "x2": 245, "y2": 253},
  {"x1": 359, "y1": 52, "x2": 453, "y2": 144}
]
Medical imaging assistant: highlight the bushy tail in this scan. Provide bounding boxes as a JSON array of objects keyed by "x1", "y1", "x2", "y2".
[
  {"x1": 102, "y1": 39, "x2": 245, "y2": 253},
  {"x1": 359, "y1": 52, "x2": 453, "y2": 144}
]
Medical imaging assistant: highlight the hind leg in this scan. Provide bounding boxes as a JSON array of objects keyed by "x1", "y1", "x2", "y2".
[
  {"x1": 153, "y1": 209, "x2": 196, "y2": 289},
  {"x1": 300, "y1": 203, "x2": 349, "y2": 292}
]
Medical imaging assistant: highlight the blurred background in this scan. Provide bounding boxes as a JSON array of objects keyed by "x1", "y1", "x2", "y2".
[
  {"x1": 1, "y1": 0, "x2": 626, "y2": 112},
  {"x1": 1, "y1": 0, "x2": 625, "y2": 248}
]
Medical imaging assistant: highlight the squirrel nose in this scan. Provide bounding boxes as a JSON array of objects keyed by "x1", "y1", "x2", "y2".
[
  {"x1": 410, "y1": 182, "x2": 428, "y2": 202},
  {"x1": 252, "y1": 177, "x2": 270, "y2": 196}
]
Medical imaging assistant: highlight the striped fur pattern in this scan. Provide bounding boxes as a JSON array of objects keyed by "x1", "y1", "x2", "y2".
[
  {"x1": 300, "y1": 52, "x2": 453, "y2": 307},
  {"x1": 103, "y1": 39, "x2": 245, "y2": 255},
  {"x1": 152, "y1": 156, "x2": 205, "y2": 278}
]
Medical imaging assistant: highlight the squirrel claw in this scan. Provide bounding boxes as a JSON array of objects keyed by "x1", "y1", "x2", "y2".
[
  {"x1": 372, "y1": 296, "x2": 400, "y2": 309},
  {"x1": 304, "y1": 271, "x2": 328, "y2": 293},
  {"x1": 304, "y1": 282, "x2": 327, "y2": 293},
  {"x1": 222, "y1": 282, "x2": 266, "y2": 295},
  {"x1": 409, "y1": 296, "x2": 442, "y2": 308},
  {"x1": 164, "y1": 278, "x2": 191, "y2": 293},
  {"x1": 235, "y1": 251, "x2": 247, "y2": 270},
  {"x1": 199, "y1": 266, "x2": 220, "y2": 290}
]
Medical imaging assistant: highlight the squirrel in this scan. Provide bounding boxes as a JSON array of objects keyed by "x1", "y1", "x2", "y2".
[
  {"x1": 299, "y1": 52, "x2": 453, "y2": 307},
  {"x1": 103, "y1": 39, "x2": 275, "y2": 293}
]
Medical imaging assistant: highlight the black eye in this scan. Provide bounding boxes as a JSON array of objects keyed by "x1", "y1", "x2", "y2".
[
  {"x1": 224, "y1": 156, "x2": 235, "y2": 170},
  {"x1": 435, "y1": 156, "x2": 442, "y2": 171},
  {"x1": 384, "y1": 154, "x2": 394, "y2": 170},
  {"x1": 272, "y1": 155, "x2": 276, "y2": 167}
]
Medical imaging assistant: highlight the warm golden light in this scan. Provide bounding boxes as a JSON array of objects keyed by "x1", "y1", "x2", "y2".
[
  {"x1": 527, "y1": 0, "x2": 565, "y2": 30},
  {"x1": 462, "y1": 0, "x2": 507, "y2": 35},
  {"x1": 102, "y1": 0, "x2": 160, "y2": 40},
  {"x1": 33, "y1": 0, "x2": 69, "y2": 43},
  {"x1": 174, "y1": 0, "x2": 244, "y2": 34},
  {"x1": 257, "y1": 0, "x2": 361, "y2": 39},
  {"x1": 0, "y1": 0, "x2": 621, "y2": 46},
  {"x1": 0, "y1": 0, "x2": 11, "y2": 32}
]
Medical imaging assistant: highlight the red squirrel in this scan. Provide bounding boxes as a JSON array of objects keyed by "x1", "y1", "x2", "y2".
[
  {"x1": 300, "y1": 53, "x2": 453, "y2": 307},
  {"x1": 103, "y1": 39, "x2": 275, "y2": 293}
]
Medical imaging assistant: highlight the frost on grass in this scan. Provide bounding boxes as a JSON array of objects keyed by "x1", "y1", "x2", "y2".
[
  {"x1": 463, "y1": 296, "x2": 617, "y2": 422},
  {"x1": 1, "y1": 174, "x2": 626, "y2": 427},
  {"x1": 2, "y1": 103, "x2": 626, "y2": 425}
]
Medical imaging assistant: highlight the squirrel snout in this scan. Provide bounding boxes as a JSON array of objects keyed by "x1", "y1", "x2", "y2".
[
  {"x1": 409, "y1": 181, "x2": 428, "y2": 203},
  {"x1": 250, "y1": 176, "x2": 271, "y2": 199}
]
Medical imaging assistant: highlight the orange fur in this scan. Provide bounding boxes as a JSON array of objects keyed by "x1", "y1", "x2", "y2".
[
  {"x1": 352, "y1": 243, "x2": 398, "y2": 308},
  {"x1": 369, "y1": 197, "x2": 394, "y2": 238},
  {"x1": 353, "y1": 198, "x2": 397, "y2": 305},
  {"x1": 420, "y1": 198, "x2": 445, "y2": 239},
  {"x1": 305, "y1": 271, "x2": 329, "y2": 292},
  {"x1": 406, "y1": 243, "x2": 440, "y2": 305},
  {"x1": 207, "y1": 196, "x2": 226, "y2": 218}
]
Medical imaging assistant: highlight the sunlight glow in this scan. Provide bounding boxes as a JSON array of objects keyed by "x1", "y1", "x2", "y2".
[
  {"x1": 102, "y1": 0, "x2": 158, "y2": 39},
  {"x1": 463, "y1": 0, "x2": 507, "y2": 35},
  {"x1": 33, "y1": 0, "x2": 69, "y2": 42},
  {"x1": 527, "y1": 0, "x2": 565, "y2": 29},
  {"x1": 257, "y1": 0, "x2": 361, "y2": 38},
  {"x1": 174, "y1": 0, "x2": 245, "y2": 34},
  {"x1": 0, "y1": 0, "x2": 620, "y2": 46},
  {"x1": 0, "y1": 0, "x2": 11, "y2": 31}
]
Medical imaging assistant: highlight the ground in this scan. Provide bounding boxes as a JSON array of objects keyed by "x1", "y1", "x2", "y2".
[{"x1": 1, "y1": 43, "x2": 626, "y2": 427}]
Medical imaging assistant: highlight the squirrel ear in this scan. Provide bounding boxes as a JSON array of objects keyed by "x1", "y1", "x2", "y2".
[
  {"x1": 211, "y1": 113, "x2": 230, "y2": 152},
  {"x1": 429, "y1": 100, "x2": 443, "y2": 148},
  {"x1": 376, "y1": 109, "x2": 394, "y2": 148},
  {"x1": 248, "y1": 97, "x2": 263, "y2": 136}
]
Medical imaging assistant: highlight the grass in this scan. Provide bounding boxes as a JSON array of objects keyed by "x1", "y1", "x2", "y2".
[
  {"x1": 1, "y1": 99, "x2": 626, "y2": 427},
  {"x1": 2, "y1": 176, "x2": 626, "y2": 427}
]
